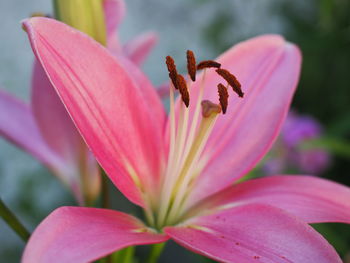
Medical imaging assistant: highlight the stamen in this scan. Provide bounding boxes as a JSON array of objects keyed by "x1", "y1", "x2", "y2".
[
  {"x1": 186, "y1": 50, "x2": 197, "y2": 82},
  {"x1": 217, "y1": 83, "x2": 229, "y2": 114},
  {"x1": 197, "y1": 60, "x2": 221, "y2": 70},
  {"x1": 166, "y1": 56, "x2": 179, "y2": 89},
  {"x1": 156, "y1": 83, "x2": 177, "y2": 227},
  {"x1": 158, "y1": 52, "x2": 244, "y2": 227},
  {"x1": 176, "y1": 74, "x2": 190, "y2": 107},
  {"x1": 201, "y1": 100, "x2": 222, "y2": 117},
  {"x1": 216, "y1": 68, "x2": 244, "y2": 98}
]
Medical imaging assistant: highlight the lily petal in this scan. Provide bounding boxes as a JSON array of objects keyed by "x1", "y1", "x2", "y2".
[
  {"x1": 0, "y1": 89, "x2": 62, "y2": 170},
  {"x1": 115, "y1": 54, "x2": 167, "y2": 128},
  {"x1": 194, "y1": 175, "x2": 350, "y2": 224},
  {"x1": 22, "y1": 207, "x2": 168, "y2": 263},
  {"x1": 24, "y1": 17, "x2": 165, "y2": 206},
  {"x1": 31, "y1": 60, "x2": 101, "y2": 205},
  {"x1": 123, "y1": 31, "x2": 158, "y2": 66},
  {"x1": 165, "y1": 204, "x2": 341, "y2": 263},
  {"x1": 187, "y1": 35, "x2": 302, "y2": 205}
]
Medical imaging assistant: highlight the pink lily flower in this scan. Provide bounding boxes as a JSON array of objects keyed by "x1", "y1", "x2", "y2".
[
  {"x1": 22, "y1": 17, "x2": 350, "y2": 263},
  {"x1": 0, "y1": 0, "x2": 157, "y2": 205}
]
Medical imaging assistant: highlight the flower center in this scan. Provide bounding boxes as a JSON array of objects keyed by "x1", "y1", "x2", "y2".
[{"x1": 154, "y1": 51, "x2": 243, "y2": 229}]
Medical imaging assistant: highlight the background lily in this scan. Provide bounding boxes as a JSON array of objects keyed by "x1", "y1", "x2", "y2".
[
  {"x1": 0, "y1": 0, "x2": 157, "y2": 205},
  {"x1": 21, "y1": 17, "x2": 350, "y2": 262},
  {"x1": 102, "y1": 0, "x2": 159, "y2": 66},
  {"x1": 0, "y1": 69, "x2": 99, "y2": 206}
]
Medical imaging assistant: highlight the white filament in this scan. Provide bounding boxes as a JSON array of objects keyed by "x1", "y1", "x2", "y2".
[{"x1": 156, "y1": 71, "x2": 220, "y2": 228}]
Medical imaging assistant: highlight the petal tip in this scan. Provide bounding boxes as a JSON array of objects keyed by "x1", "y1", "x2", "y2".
[
  {"x1": 251, "y1": 34, "x2": 286, "y2": 45},
  {"x1": 21, "y1": 16, "x2": 44, "y2": 30},
  {"x1": 286, "y1": 42, "x2": 302, "y2": 61},
  {"x1": 21, "y1": 18, "x2": 32, "y2": 33}
]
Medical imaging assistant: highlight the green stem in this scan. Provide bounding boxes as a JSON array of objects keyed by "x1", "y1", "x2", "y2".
[
  {"x1": 102, "y1": 173, "x2": 110, "y2": 209},
  {"x1": 111, "y1": 246, "x2": 135, "y2": 263},
  {"x1": 101, "y1": 173, "x2": 112, "y2": 263},
  {"x1": 0, "y1": 198, "x2": 30, "y2": 242},
  {"x1": 146, "y1": 243, "x2": 166, "y2": 263}
]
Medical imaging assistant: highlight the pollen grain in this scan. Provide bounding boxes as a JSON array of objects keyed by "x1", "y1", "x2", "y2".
[
  {"x1": 166, "y1": 55, "x2": 179, "y2": 89},
  {"x1": 217, "y1": 83, "x2": 229, "y2": 114},
  {"x1": 176, "y1": 74, "x2": 190, "y2": 107},
  {"x1": 197, "y1": 60, "x2": 221, "y2": 70},
  {"x1": 186, "y1": 50, "x2": 197, "y2": 82},
  {"x1": 216, "y1": 68, "x2": 244, "y2": 98}
]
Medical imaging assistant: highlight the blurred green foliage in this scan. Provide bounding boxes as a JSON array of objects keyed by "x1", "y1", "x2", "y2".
[
  {"x1": 281, "y1": 0, "x2": 350, "y2": 138},
  {"x1": 279, "y1": 0, "x2": 350, "y2": 258},
  {"x1": 280, "y1": 0, "x2": 350, "y2": 257}
]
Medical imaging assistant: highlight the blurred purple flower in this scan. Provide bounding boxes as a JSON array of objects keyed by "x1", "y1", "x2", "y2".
[
  {"x1": 292, "y1": 149, "x2": 331, "y2": 174},
  {"x1": 263, "y1": 110, "x2": 331, "y2": 175},
  {"x1": 282, "y1": 111, "x2": 322, "y2": 147}
]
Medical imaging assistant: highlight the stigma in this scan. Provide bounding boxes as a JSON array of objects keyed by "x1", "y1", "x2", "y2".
[{"x1": 155, "y1": 50, "x2": 243, "y2": 228}]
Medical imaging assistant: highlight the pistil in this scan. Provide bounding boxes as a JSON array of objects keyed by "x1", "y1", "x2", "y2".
[{"x1": 165, "y1": 101, "x2": 221, "y2": 224}]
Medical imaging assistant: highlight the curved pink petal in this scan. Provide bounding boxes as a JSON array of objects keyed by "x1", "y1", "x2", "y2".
[
  {"x1": 123, "y1": 31, "x2": 158, "y2": 66},
  {"x1": 115, "y1": 54, "x2": 166, "y2": 128},
  {"x1": 23, "y1": 17, "x2": 165, "y2": 206},
  {"x1": 195, "y1": 175, "x2": 350, "y2": 224},
  {"x1": 0, "y1": 89, "x2": 62, "y2": 170},
  {"x1": 165, "y1": 204, "x2": 341, "y2": 263},
  {"x1": 103, "y1": 0, "x2": 125, "y2": 38},
  {"x1": 186, "y1": 35, "x2": 302, "y2": 205},
  {"x1": 22, "y1": 207, "x2": 168, "y2": 263},
  {"x1": 31, "y1": 60, "x2": 101, "y2": 205}
]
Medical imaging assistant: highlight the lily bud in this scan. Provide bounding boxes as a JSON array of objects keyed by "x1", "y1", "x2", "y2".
[{"x1": 53, "y1": 0, "x2": 107, "y2": 45}]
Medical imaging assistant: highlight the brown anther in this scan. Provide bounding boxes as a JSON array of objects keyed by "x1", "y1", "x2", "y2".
[
  {"x1": 216, "y1": 68, "x2": 244, "y2": 98},
  {"x1": 186, "y1": 50, "x2": 197, "y2": 82},
  {"x1": 176, "y1": 74, "x2": 190, "y2": 107},
  {"x1": 217, "y1": 83, "x2": 229, "y2": 114},
  {"x1": 197, "y1": 60, "x2": 221, "y2": 70},
  {"x1": 201, "y1": 100, "x2": 222, "y2": 118},
  {"x1": 166, "y1": 56, "x2": 179, "y2": 89}
]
